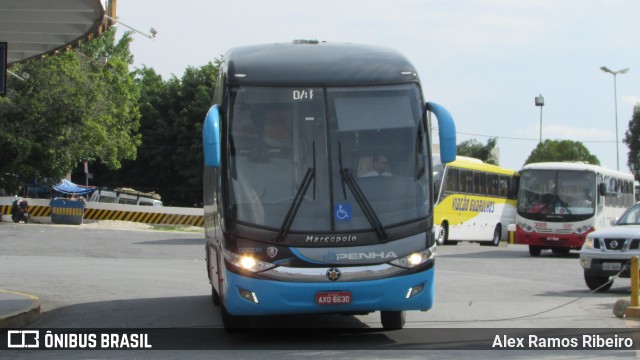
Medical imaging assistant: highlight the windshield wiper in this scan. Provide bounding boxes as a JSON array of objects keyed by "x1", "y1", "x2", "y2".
[
  {"x1": 338, "y1": 143, "x2": 388, "y2": 240},
  {"x1": 277, "y1": 142, "x2": 316, "y2": 241}
]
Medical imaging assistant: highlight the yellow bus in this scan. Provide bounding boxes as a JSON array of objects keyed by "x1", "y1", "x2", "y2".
[{"x1": 433, "y1": 156, "x2": 518, "y2": 246}]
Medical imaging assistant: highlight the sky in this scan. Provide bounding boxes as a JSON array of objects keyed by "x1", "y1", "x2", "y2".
[{"x1": 112, "y1": 0, "x2": 639, "y2": 174}]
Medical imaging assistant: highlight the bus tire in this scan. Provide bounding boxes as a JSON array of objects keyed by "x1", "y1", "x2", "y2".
[
  {"x1": 584, "y1": 272, "x2": 613, "y2": 292},
  {"x1": 381, "y1": 310, "x2": 405, "y2": 330},
  {"x1": 529, "y1": 245, "x2": 542, "y2": 257},
  {"x1": 437, "y1": 222, "x2": 449, "y2": 245},
  {"x1": 439, "y1": 221, "x2": 458, "y2": 245},
  {"x1": 492, "y1": 225, "x2": 501, "y2": 246},
  {"x1": 211, "y1": 285, "x2": 221, "y2": 306},
  {"x1": 221, "y1": 304, "x2": 251, "y2": 331},
  {"x1": 207, "y1": 248, "x2": 221, "y2": 306},
  {"x1": 482, "y1": 225, "x2": 501, "y2": 247}
]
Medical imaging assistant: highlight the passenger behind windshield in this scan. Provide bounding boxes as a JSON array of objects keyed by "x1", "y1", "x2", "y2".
[
  {"x1": 568, "y1": 189, "x2": 592, "y2": 208},
  {"x1": 359, "y1": 154, "x2": 392, "y2": 177}
]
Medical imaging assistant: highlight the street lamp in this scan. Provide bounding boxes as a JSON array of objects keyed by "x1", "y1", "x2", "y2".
[
  {"x1": 600, "y1": 66, "x2": 629, "y2": 171},
  {"x1": 104, "y1": 15, "x2": 157, "y2": 39},
  {"x1": 535, "y1": 94, "x2": 544, "y2": 144}
]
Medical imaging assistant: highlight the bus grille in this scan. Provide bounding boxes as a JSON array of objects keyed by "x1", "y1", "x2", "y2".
[{"x1": 536, "y1": 228, "x2": 572, "y2": 234}]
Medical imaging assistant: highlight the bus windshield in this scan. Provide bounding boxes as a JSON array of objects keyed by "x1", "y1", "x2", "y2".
[
  {"x1": 228, "y1": 83, "x2": 430, "y2": 234},
  {"x1": 517, "y1": 169, "x2": 595, "y2": 221}
]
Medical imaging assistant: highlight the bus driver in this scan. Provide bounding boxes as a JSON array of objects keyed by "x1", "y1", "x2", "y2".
[{"x1": 361, "y1": 154, "x2": 392, "y2": 177}]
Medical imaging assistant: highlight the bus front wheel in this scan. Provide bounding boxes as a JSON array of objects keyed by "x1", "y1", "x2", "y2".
[
  {"x1": 221, "y1": 304, "x2": 251, "y2": 331},
  {"x1": 207, "y1": 248, "x2": 220, "y2": 306},
  {"x1": 211, "y1": 286, "x2": 220, "y2": 306},
  {"x1": 381, "y1": 310, "x2": 405, "y2": 330}
]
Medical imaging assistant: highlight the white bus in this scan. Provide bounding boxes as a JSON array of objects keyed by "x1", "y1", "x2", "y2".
[
  {"x1": 515, "y1": 162, "x2": 635, "y2": 256},
  {"x1": 433, "y1": 156, "x2": 518, "y2": 246}
]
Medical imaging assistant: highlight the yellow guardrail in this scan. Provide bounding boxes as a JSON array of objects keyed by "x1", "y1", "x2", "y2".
[{"x1": 0, "y1": 199, "x2": 204, "y2": 227}]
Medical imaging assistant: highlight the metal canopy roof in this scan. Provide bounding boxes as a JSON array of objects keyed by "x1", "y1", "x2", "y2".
[{"x1": 0, "y1": 0, "x2": 111, "y2": 65}]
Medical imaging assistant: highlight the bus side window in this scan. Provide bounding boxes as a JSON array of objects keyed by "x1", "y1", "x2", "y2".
[
  {"x1": 474, "y1": 171, "x2": 486, "y2": 195},
  {"x1": 486, "y1": 174, "x2": 497, "y2": 196},
  {"x1": 460, "y1": 170, "x2": 473, "y2": 194},
  {"x1": 445, "y1": 168, "x2": 459, "y2": 194},
  {"x1": 497, "y1": 176, "x2": 505, "y2": 197},
  {"x1": 509, "y1": 176, "x2": 519, "y2": 199}
]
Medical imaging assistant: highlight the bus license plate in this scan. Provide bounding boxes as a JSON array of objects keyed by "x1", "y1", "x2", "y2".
[
  {"x1": 603, "y1": 262, "x2": 622, "y2": 271},
  {"x1": 316, "y1": 291, "x2": 351, "y2": 305}
]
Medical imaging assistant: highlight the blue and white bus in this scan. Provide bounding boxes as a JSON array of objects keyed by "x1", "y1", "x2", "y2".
[{"x1": 202, "y1": 40, "x2": 456, "y2": 329}]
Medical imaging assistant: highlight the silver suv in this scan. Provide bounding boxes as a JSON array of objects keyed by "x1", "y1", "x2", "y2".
[{"x1": 580, "y1": 202, "x2": 640, "y2": 292}]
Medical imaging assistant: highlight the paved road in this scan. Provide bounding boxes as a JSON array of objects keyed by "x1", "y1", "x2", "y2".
[{"x1": 1, "y1": 222, "x2": 638, "y2": 358}]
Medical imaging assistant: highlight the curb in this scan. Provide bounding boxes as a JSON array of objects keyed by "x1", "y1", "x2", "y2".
[{"x1": 0, "y1": 289, "x2": 41, "y2": 329}]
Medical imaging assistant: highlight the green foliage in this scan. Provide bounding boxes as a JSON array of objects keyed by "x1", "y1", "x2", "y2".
[
  {"x1": 86, "y1": 61, "x2": 220, "y2": 206},
  {"x1": 0, "y1": 28, "x2": 140, "y2": 194},
  {"x1": 524, "y1": 139, "x2": 600, "y2": 165},
  {"x1": 456, "y1": 137, "x2": 499, "y2": 165},
  {"x1": 624, "y1": 104, "x2": 640, "y2": 179}
]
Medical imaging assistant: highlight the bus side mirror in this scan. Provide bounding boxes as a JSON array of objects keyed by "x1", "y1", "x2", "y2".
[
  {"x1": 425, "y1": 102, "x2": 456, "y2": 164},
  {"x1": 598, "y1": 182, "x2": 607, "y2": 196},
  {"x1": 203, "y1": 105, "x2": 221, "y2": 168}
]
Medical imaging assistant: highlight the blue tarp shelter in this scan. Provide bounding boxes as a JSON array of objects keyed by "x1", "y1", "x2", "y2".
[{"x1": 52, "y1": 179, "x2": 95, "y2": 195}]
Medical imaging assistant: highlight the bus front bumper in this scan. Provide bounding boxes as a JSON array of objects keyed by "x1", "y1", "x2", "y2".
[
  {"x1": 516, "y1": 228, "x2": 586, "y2": 249},
  {"x1": 222, "y1": 267, "x2": 434, "y2": 316}
]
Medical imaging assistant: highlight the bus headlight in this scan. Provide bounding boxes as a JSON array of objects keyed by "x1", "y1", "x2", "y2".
[
  {"x1": 223, "y1": 249, "x2": 276, "y2": 272},
  {"x1": 574, "y1": 226, "x2": 590, "y2": 235},
  {"x1": 390, "y1": 245, "x2": 436, "y2": 269},
  {"x1": 518, "y1": 223, "x2": 534, "y2": 232}
]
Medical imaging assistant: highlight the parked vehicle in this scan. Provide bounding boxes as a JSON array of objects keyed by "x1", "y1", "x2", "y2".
[
  {"x1": 11, "y1": 198, "x2": 29, "y2": 223},
  {"x1": 89, "y1": 188, "x2": 163, "y2": 207},
  {"x1": 516, "y1": 162, "x2": 634, "y2": 256},
  {"x1": 580, "y1": 202, "x2": 640, "y2": 292},
  {"x1": 432, "y1": 156, "x2": 518, "y2": 246}
]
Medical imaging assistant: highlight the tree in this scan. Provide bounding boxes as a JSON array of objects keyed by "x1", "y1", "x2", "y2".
[
  {"x1": 0, "y1": 28, "x2": 140, "y2": 194},
  {"x1": 457, "y1": 137, "x2": 498, "y2": 165},
  {"x1": 524, "y1": 140, "x2": 600, "y2": 165},
  {"x1": 624, "y1": 104, "x2": 640, "y2": 180},
  {"x1": 85, "y1": 61, "x2": 220, "y2": 206}
]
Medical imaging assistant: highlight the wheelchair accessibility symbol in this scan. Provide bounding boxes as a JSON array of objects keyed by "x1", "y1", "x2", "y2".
[{"x1": 335, "y1": 203, "x2": 352, "y2": 222}]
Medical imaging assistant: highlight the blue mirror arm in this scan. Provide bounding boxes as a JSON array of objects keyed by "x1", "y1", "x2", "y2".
[
  {"x1": 203, "y1": 105, "x2": 221, "y2": 167},
  {"x1": 426, "y1": 102, "x2": 456, "y2": 164}
]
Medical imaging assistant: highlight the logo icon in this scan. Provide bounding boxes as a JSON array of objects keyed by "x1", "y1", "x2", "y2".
[
  {"x1": 610, "y1": 240, "x2": 619, "y2": 249},
  {"x1": 7, "y1": 330, "x2": 39, "y2": 348},
  {"x1": 267, "y1": 247, "x2": 278, "y2": 258},
  {"x1": 326, "y1": 268, "x2": 342, "y2": 281},
  {"x1": 334, "y1": 203, "x2": 352, "y2": 222}
]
